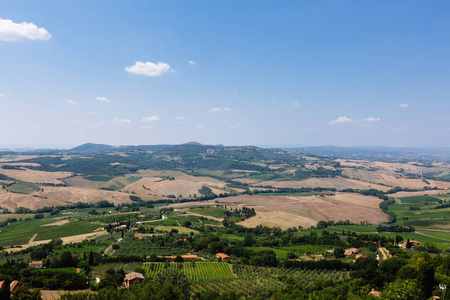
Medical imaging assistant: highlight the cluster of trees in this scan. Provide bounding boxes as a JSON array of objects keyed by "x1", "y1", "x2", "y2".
[{"x1": 376, "y1": 225, "x2": 415, "y2": 233}]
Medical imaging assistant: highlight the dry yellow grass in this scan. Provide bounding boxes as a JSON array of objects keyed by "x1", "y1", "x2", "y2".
[
  {"x1": 0, "y1": 168, "x2": 72, "y2": 184},
  {"x1": 256, "y1": 177, "x2": 390, "y2": 191},
  {"x1": 127, "y1": 174, "x2": 227, "y2": 198},
  {"x1": 210, "y1": 193, "x2": 387, "y2": 229},
  {"x1": 0, "y1": 187, "x2": 132, "y2": 211}
]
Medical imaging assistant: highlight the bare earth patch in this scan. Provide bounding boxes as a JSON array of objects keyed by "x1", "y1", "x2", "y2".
[{"x1": 41, "y1": 219, "x2": 70, "y2": 226}]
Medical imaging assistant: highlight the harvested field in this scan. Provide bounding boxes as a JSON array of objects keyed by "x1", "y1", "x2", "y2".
[
  {"x1": 126, "y1": 174, "x2": 228, "y2": 198},
  {"x1": 0, "y1": 168, "x2": 72, "y2": 184},
  {"x1": 254, "y1": 177, "x2": 390, "y2": 191},
  {"x1": 210, "y1": 193, "x2": 388, "y2": 229},
  {"x1": 0, "y1": 187, "x2": 131, "y2": 211},
  {"x1": 41, "y1": 219, "x2": 70, "y2": 226},
  {"x1": 1, "y1": 162, "x2": 41, "y2": 167},
  {"x1": 0, "y1": 155, "x2": 41, "y2": 162},
  {"x1": 390, "y1": 190, "x2": 450, "y2": 198}
]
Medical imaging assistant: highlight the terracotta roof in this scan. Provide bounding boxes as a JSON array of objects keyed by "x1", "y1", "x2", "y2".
[
  {"x1": 216, "y1": 253, "x2": 231, "y2": 259},
  {"x1": 125, "y1": 272, "x2": 145, "y2": 281},
  {"x1": 10, "y1": 280, "x2": 19, "y2": 292},
  {"x1": 29, "y1": 261, "x2": 43, "y2": 265},
  {"x1": 355, "y1": 254, "x2": 367, "y2": 259}
]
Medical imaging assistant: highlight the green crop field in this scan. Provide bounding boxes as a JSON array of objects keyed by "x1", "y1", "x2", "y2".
[
  {"x1": 189, "y1": 207, "x2": 228, "y2": 218},
  {"x1": 143, "y1": 262, "x2": 234, "y2": 281},
  {"x1": 0, "y1": 219, "x2": 104, "y2": 247},
  {"x1": 398, "y1": 195, "x2": 441, "y2": 204},
  {"x1": 84, "y1": 175, "x2": 116, "y2": 182},
  {"x1": 6, "y1": 182, "x2": 40, "y2": 194}
]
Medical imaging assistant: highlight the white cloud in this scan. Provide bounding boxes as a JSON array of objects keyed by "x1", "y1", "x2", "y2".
[
  {"x1": 195, "y1": 124, "x2": 204, "y2": 130},
  {"x1": 67, "y1": 100, "x2": 77, "y2": 105},
  {"x1": 140, "y1": 125, "x2": 152, "y2": 130},
  {"x1": 142, "y1": 115, "x2": 160, "y2": 122},
  {"x1": 87, "y1": 111, "x2": 94, "y2": 115},
  {"x1": 188, "y1": 60, "x2": 196, "y2": 65},
  {"x1": 0, "y1": 18, "x2": 51, "y2": 41},
  {"x1": 113, "y1": 118, "x2": 131, "y2": 124},
  {"x1": 399, "y1": 103, "x2": 408, "y2": 108},
  {"x1": 329, "y1": 116, "x2": 353, "y2": 124},
  {"x1": 125, "y1": 61, "x2": 172, "y2": 77},
  {"x1": 176, "y1": 116, "x2": 186, "y2": 121},
  {"x1": 291, "y1": 101, "x2": 301, "y2": 108},
  {"x1": 364, "y1": 117, "x2": 381, "y2": 122},
  {"x1": 210, "y1": 107, "x2": 232, "y2": 112},
  {"x1": 96, "y1": 96, "x2": 110, "y2": 103},
  {"x1": 0, "y1": 94, "x2": 4, "y2": 97}
]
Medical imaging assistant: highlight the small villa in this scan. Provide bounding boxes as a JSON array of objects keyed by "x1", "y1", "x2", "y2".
[
  {"x1": 29, "y1": 261, "x2": 43, "y2": 269},
  {"x1": 216, "y1": 253, "x2": 231, "y2": 261},
  {"x1": 124, "y1": 272, "x2": 145, "y2": 288}
]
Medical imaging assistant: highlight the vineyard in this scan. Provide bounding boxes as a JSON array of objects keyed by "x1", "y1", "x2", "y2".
[
  {"x1": 143, "y1": 262, "x2": 349, "y2": 296},
  {"x1": 143, "y1": 262, "x2": 234, "y2": 280},
  {"x1": 190, "y1": 265, "x2": 350, "y2": 296}
]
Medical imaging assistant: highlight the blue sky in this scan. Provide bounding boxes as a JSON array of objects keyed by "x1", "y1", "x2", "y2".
[{"x1": 0, "y1": 1, "x2": 449, "y2": 148}]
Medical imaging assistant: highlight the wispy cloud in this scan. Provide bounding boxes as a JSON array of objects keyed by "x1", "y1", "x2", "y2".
[
  {"x1": 364, "y1": 117, "x2": 381, "y2": 122},
  {"x1": 87, "y1": 111, "x2": 94, "y2": 115},
  {"x1": 230, "y1": 123, "x2": 243, "y2": 128},
  {"x1": 113, "y1": 118, "x2": 131, "y2": 124},
  {"x1": 176, "y1": 116, "x2": 186, "y2": 121},
  {"x1": 125, "y1": 61, "x2": 172, "y2": 77},
  {"x1": 0, "y1": 18, "x2": 51, "y2": 41},
  {"x1": 329, "y1": 116, "x2": 353, "y2": 124},
  {"x1": 399, "y1": 103, "x2": 408, "y2": 108},
  {"x1": 142, "y1": 116, "x2": 160, "y2": 122},
  {"x1": 210, "y1": 107, "x2": 232, "y2": 112},
  {"x1": 195, "y1": 124, "x2": 204, "y2": 130},
  {"x1": 291, "y1": 101, "x2": 301, "y2": 108},
  {"x1": 0, "y1": 94, "x2": 4, "y2": 97},
  {"x1": 96, "y1": 96, "x2": 110, "y2": 103},
  {"x1": 188, "y1": 60, "x2": 196, "y2": 65},
  {"x1": 67, "y1": 100, "x2": 77, "y2": 105}
]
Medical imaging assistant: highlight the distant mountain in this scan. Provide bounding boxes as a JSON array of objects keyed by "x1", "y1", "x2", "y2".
[
  {"x1": 289, "y1": 146, "x2": 450, "y2": 161},
  {"x1": 69, "y1": 143, "x2": 114, "y2": 153}
]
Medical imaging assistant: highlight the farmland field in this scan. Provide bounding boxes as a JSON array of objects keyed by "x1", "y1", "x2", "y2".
[
  {"x1": 0, "y1": 219, "x2": 103, "y2": 247},
  {"x1": 143, "y1": 262, "x2": 234, "y2": 280},
  {"x1": 189, "y1": 206, "x2": 228, "y2": 218},
  {"x1": 6, "y1": 182, "x2": 40, "y2": 194}
]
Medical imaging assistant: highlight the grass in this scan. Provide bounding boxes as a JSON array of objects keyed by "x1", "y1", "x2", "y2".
[
  {"x1": 398, "y1": 195, "x2": 442, "y2": 204},
  {"x1": 152, "y1": 226, "x2": 198, "y2": 235},
  {"x1": 0, "y1": 219, "x2": 103, "y2": 246},
  {"x1": 84, "y1": 175, "x2": 116, "y2": 182},
  {"x1": 104, "y1": 176, "x2": 142, "y2": 191},
  {"x1": 6, "y1": 182, "x2": 40, "y2": 194},
  {"x1": 0, "y1": 214, "x2": 35, "y2": 221},
  {"x1": 189, "y1": 207, "x2": 228, "y2": 219}
]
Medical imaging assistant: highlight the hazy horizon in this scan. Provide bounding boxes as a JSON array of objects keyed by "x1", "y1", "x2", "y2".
[{"x1": 1, "y1": 1, "x2": 449, "y2": 148}]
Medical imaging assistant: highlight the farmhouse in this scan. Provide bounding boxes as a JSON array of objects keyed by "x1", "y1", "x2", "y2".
[
  {"x1": 404, "y1": 240, "x2": 421, "y2": 247},
  {"x1": 216, "y1": 253, "x2": 231, "y2": 261},
  {"x1": 29, "y1": 261, "x2": 43, "y2": 268},
  {"x1": 344, "y1": 248, "x2": 359, "y2": 257},
  {"x1": 124, "y1": 272, "x2": 145, "y2": 288}
]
